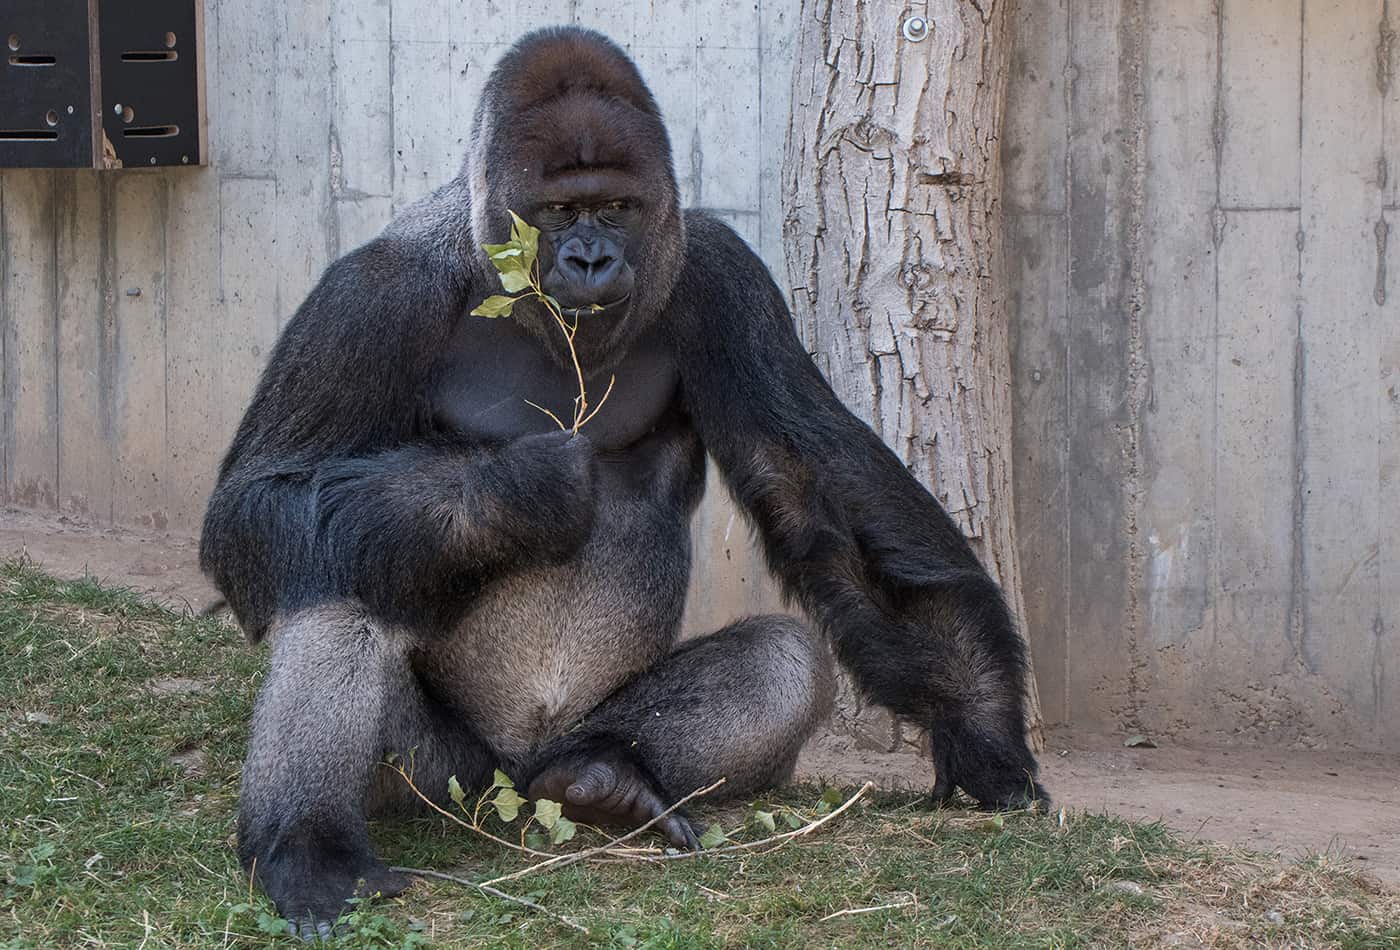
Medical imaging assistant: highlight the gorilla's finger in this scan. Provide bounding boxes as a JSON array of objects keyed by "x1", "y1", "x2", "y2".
[{"x1": 565, "y1": 761, "x2": 618, "y2": 804}]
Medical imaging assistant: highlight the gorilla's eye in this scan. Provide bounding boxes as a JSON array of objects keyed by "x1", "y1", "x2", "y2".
[{"x1": 599, "y1": 199, "x2": 631, "y2": 223}]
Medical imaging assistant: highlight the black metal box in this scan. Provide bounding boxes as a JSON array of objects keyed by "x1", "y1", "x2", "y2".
[{"x1": 1, "y1": 0, "x2": 207, "y2": 169}]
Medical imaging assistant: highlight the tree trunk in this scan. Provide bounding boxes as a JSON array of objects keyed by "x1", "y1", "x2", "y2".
[{"x1": 782, "y1": 0, "x2": 1045, "y2": 751}]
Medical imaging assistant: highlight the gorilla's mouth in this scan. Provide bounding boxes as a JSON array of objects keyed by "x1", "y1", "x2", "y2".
[{"x1": 560, "y1": 293, "x2": 631, "y2": 317}]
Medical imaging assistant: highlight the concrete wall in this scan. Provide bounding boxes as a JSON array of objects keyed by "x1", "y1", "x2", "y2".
[
  {"x1": 1006, "y1": 0, "x2": 1399, "y2": 751},
  {"x1": 3, "y1": 1, "x2": 1396, "y2": 752}
]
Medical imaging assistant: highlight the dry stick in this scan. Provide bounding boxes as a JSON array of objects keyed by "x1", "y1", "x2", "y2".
[
  {"x1": 388, "y1": 866, "x2": 588, "y2": 936},
  {"x1": 478, "y1": 777, "x2": 728, "y2": 888},
  {"x1": 639, "y1": 781, "x2": 875, "y2": 862},
  {"x1": 819, "y1": 898, "x2": 918, "y2": 922}
]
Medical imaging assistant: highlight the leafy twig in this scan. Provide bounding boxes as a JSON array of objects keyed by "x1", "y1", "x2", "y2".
[
  {"x1": 478, "y1": 777, "x2": 727, "y2": 888},
  {"x1": 380, "y1": 763, "x2": 554, "y2": 859},
  {"x1": 473, "y1": 211, "x2": 616, "y2": 434}
]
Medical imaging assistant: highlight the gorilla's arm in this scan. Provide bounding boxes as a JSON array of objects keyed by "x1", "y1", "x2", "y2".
[
  {"x1": 200, "y1": 208, "x2": 591, "y2": 641},
  {"x1": 667, "y1": 213, "x2": 1044, "y2": 807}
]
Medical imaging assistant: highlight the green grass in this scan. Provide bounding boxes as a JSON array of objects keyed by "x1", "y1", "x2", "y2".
[{"x1": 2, "y1": 558, "x2": 1397, "y2": 948}]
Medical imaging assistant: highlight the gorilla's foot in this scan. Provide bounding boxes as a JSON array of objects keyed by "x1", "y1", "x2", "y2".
[
  {"x1": 527, "y1": 756, "x2": 701, "y2": 849},
  {"x1": 254, "y1": 844, "x2": 410, "y2": 942}
]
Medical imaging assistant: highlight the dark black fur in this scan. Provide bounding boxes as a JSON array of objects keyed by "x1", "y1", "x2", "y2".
[{"x1": 200, "y1": 26, "x2": 1045, "y2": 940}]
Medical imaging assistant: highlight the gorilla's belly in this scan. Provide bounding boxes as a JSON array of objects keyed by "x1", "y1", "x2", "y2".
[{"x1": 415, "y1": 487, "x2": 692, "y2": 764}]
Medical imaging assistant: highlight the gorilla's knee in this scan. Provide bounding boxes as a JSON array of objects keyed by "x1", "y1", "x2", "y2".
[{"x1": 726, "y1": 614, "x2": 836, "y2": 729}]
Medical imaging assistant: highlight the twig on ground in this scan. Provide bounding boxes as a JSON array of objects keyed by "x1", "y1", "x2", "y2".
[
  {"x1": 819, "y1": 897, "x2": 918, "y2": 922},
  {"x1": 640, "y1": 781, "x2": 875, "y2": 862},
  {"x1": 389, "y1": 866, "x2": 588, "y2": 935},
  {"x1": 479, "y1": 777, "x2": 727, "y2": 887}
]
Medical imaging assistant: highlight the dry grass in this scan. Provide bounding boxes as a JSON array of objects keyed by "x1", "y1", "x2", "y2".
[{"x1": 2, "y1": 558, "x2": 1397, "y2": 948}]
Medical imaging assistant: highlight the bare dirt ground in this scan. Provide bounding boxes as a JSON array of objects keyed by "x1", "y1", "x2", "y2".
[{"x1": 4, "y1": 505, "x2": 1398, "y2": 889}]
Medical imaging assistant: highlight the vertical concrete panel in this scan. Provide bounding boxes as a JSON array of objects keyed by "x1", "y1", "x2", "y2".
[
  {"x1": 164, "y1": 173, "x2": 224, "y2": 529},
  {"x1": 214, "y1": 0, "x2": 279, "y2": 175},
  {"x1": 1008, "y1": 212, "x2": 1070, "y2": 724},
  {"x1": 1299, "y1": 0, "x2": 1386, "y2": 737},
  {"x1": 0, "y1": 172, "x2": 59, "y2": 511},
  {"x1": 53, "y1": 174, "x2": 111, "y2": 520},
  {"x1": 1005, "y1": 0, "x2": 1070, "y2": 724},
  {"x1": 217, "y1": 178, "x2": 279, "y2": 448},
  {"x1": 1219, "y1": 0, "x2": 1302, "y2": 208},
  {"x1": 391, "y1": 0, "x2": 456, "y2": 211},
  {"x1": 1063, "y1": 0, "x2": 1140, "y2": 727},
  {"x1": 332, "y1": 0, "x2": 394, "y2": 250},
  {"x1": 1004, "y1": 0, "x2": 1068, "y2": 215},
  {"x1": 1139, "y1": 1, "x2": 1216, "y2": 665},
  {"x1": 275, "y1": 0, "x2": 335, "y2": 322},
  {"x1": 1214, "y1": 212, "x2": 1302, "y2": 705},
  {"x1": 109, "y1": 175, "x2": 169, "y2": 529}
]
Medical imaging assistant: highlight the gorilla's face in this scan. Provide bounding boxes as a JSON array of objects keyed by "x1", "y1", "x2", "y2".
[
  {"x1": 469, "y1": 29, "x2": 686, "y2": 372},
  {"x1": 532, "y1": 172, "x2": 640, "y2": 314}
]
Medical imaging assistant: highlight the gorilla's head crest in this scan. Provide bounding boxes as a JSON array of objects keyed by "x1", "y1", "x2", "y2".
[{"x1": 465, "y1": 28, "x2": 686, "y2": 361}]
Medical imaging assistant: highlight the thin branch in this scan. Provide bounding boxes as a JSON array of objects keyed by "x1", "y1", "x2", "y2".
[
  {"x1": 389, "y1": 866, "x2": 589, "y2": 935},
  {"x1": 478, "y1": 778, "x2": 727, "y2": 888},
  {"x1": 523, "y1": 399, "x2": 568, "y2": 431},
  {"x1": 639, "y1": 781, "x2": 875, "y2": 862},
  {"x1": 820, "y1": 898, "x2": 917, "y2": 922},
  {"x1": 576, "y1": 374, "x2": 617, "y2": 429},
  {"x1": 382, "y1": 764, "x2": 554, "y2": 859}
]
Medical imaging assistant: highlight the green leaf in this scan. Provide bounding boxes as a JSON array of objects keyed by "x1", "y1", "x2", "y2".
[
  {"x1": 492, "y1": 768, "x2": 515, "y2": 790},
  {"x1": 782, "y1": 811, "x2": 804, "y2": 830},
  {"x1": 448, "y1": 775, "x2": 465, "y2": 807},
  {"x1": 550, "y1": 815, "x2": 577, "y2": 845},
  {"x1": 481, "y1": 242, "x2": 521, "y2": 259},
  {"x1": 508, "y1": 210, "x2": 540, "y2": 264},
  {"x1": 256, "y1": 910, "x2": 289, "y2": 935},
  {"x1": 534, "y1": 798, "x2": 563, "y2": 830},
  {"x1": 496, "y1": 267, "x2": 531, "y2": 294},
  {"x1": 981, "y1": 814, "x2": 1006, "y2": 832},
  {"x1": 814, "y1": 799, "x2": 832, "y2": 816},
  {"x1": 524, "y1": 830, "x2": 549, "y2": 851},
  {"x1": 698, "y1": 825, "x2": 729, "y2": 849},
  {"x1": 493, "y1": 787, "x2": 524, "y2": 822},
  {"x1": 752, "y1": 809, "x2": 776, "y2": 833},
  {"x1": 472, "y1": 294, "x2": 518, "y2": 318},
  {"x1": 821, "y1": 788, "x2": 845, "y2": 807}
]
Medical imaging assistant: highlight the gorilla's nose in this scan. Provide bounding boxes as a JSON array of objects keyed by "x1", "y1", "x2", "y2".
[{"x1": 556, "y1": 238, "x2": 623, "y2": 294}]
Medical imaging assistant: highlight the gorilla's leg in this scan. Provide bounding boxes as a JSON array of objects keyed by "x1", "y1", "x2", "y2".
[
  {"x1": 527, "y1": 615, "x2": 835, "y2": 846},
  {"x1": 239, "y1": 605, "x2": 490, "y2": 940}
]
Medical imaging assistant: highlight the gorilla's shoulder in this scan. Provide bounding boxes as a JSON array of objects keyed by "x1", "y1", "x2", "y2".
[
  {"x1": 678, "y1": 210, "x2": 762, "y2": 277},
  {"x1": 675, "y1": 209, "x2": 779, "y2": 292},
  {"x1": 374, "y1": 176, "x2": 475, "y2": 265}
]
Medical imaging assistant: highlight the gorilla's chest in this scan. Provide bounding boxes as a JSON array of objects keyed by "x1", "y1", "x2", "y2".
[{"x1": 428, "y1": 309, "x2": 679, "y2": 452}]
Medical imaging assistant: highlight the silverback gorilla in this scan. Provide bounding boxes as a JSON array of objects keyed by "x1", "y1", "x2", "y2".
[{"x1": 200, "y1": 27, "x2": 1047, "y2": 939}]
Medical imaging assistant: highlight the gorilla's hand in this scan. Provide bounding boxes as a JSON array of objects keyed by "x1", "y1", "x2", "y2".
[{"x1": 490, "y1": 430, "x2": 598, "y2": 560}]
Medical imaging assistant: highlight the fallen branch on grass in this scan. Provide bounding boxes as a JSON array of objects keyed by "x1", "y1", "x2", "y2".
[{"x1": 388, "y1": 866, "x2": 589, "y2": 935}]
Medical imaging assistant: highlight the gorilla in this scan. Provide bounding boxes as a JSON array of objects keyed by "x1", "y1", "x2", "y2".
[{"x1": 200, "y1": 26, "x2": 1047, "y2": 939}]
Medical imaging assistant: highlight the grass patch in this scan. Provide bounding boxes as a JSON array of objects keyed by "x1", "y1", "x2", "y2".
[{"x1": 1, "y1": 558, "x2": 1396, "y2": 948}]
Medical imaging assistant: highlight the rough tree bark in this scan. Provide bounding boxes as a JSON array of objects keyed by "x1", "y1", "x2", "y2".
[{"x1": 782, "y1": 0, "x2": 1045, "y2": 751}]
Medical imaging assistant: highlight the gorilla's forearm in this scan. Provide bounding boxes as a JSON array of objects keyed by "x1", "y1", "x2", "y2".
[
  {"x1": 669, "y1": 213, "x2": 1044, "y2": 808},
  {"x1": 200, "y1": 437, "x2": 593, "y2": 640}
]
